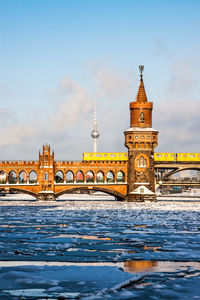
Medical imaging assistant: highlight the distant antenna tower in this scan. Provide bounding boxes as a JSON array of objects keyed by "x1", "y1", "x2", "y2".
[{"x1": 91, "y1": 105, "x2": 100, "y2": 153}]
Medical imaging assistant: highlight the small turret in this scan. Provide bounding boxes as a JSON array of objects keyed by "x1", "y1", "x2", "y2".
[{"x1": 129, "y1": 65, "x2": 153, "y2": 128}]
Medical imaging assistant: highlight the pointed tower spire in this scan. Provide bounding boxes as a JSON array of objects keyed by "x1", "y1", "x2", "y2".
[
  {"x1": 129, "y1": 65, "x2": 153, "y2": 128},
  {"x1": 136, "y1": 65, "x2": 148, "y2": 103}
]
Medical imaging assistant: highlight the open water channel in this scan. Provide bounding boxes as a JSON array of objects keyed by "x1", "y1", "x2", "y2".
[{"x1": 0, "y1": 195, "x2": 200, "y2": 299}]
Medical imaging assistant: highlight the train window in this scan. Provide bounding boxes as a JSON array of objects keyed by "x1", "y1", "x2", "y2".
[
  {"x1": 110, "y1": 154, "x2": 115, "y2": 157},
  {"x1": 190, "y1": 155, "x2": 195, "y2": 158}
]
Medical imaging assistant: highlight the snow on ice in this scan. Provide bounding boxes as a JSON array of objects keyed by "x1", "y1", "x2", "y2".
[{"x1": 0, "y1": 194, "x2": 200, "y2": 299}]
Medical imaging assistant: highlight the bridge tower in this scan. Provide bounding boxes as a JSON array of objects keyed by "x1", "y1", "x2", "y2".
[
  {"x1": 124, "y1": 66, "x2": 158, "y2": 201},
  {"x1": 37, "y1": 144, "x2": 55, "y2": 200}
]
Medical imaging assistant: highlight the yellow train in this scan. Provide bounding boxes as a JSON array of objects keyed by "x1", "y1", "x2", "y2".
[
  {"x1": 83, "y1": 152, "x2": 200, "y2": 162},
  {"x1": 83, "y1": 153, "x2": 128, "y2": 161},
  {"x1": 176, "y1": 153, "x2": 200, "y2": 161},
  {"x1": 154, "y1": 153, "x2": 175, "y2": 161}
]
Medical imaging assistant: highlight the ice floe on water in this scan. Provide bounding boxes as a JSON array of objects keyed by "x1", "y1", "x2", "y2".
[{"x1": 0, "y1": 194, "x2": 200, "y2": 299}]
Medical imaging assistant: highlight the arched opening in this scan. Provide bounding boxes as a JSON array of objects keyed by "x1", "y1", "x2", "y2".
[
  {"x1": 0, "y1": 171, "x2": 7, "y2": 184},
  {"x1": 55, "y1": 170, "x2": 64, "y2": 183},
  {"x1": 137, "y1": 156, "x2": 147, "y2": 168},
  {"x1": 8, "y1": 171, "x2": 17, "y2": 184},
  {"x1": 139, "y1": 112, "x2": 145, "y2": 123},
  {"x1": 164, "y1": 169, "x2": 200, "y2": 183},
  {"x1": 96, "y1": 171, "x2": 104, "y2": 183},
  {"x1": 66, "y1": 171, "x2": 74, "y2": 183},
  {"x1": 29, "y1": 171, "x2": 37, "y2": 184},
  {"x1": 55, "y1": 186, "x2": 125, "y2": 201},
  {"x1": 44, "y1": 172, "x2": 48, "y2": 181},
  {"x1": 86, "y1": 170, "x2": 94, "y2": 183},
  {"x1": 157, "y1": 168, "x2": 200, "y2": 195},
  {"x1": 106, "y1": 171, "x2": 115, "y2": 183},
  {"x1": 19, "y1": 171, "x2": 27, "y2": 184},
  {"x1": 76, "y1": 171, "x2": 84, "y2": 183},
  {"x1": 117, "y1": 171, "x2": 125, "y2": 183}
]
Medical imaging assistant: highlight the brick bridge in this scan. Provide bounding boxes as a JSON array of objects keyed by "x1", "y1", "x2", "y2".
[
  {"x1": 1, "y1": 145, "x2": 199, "y2": 200},
  {"x1": 0, "y1": 145, "x2": 128, "y2": 200}
]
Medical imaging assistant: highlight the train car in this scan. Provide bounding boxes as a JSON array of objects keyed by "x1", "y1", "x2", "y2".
[
  {"x1": 154, "y1": 153, "x2": 175, "y2": 161},
  {"x1": 83, "y1": 153, "x2": 128, "y2": 161},
  {"x1": 176, "y1": 153, "x2": 200, "y2": 161}
]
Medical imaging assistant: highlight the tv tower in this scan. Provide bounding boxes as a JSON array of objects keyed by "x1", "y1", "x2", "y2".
[{"x1": 91, "y1": 107, "x2": 100, "y2": 153}]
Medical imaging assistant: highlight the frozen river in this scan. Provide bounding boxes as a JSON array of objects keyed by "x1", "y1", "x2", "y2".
[{"x1": 0, "y1": 195, "x2": 200, "y2": 299}]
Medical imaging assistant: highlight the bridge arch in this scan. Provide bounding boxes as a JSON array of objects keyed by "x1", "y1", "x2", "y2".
[
  {"x1": 96, "y1": 170, "x2": 104, "y2": 183},
  {"x1": 76, "y1": 170, "x2": 84, "y2": 183},
  {"x1": 116, "y1": 170, "x2": 125, "y2": 183},
  {"x1": 55, "y1": 186, "x2": 125, "y2": 200},
  {"x1": 86, "y1": 170, "x2": 94, "y2": 183},
  {"x1": 8, "y1": 187, "x2": 37, "y2": 198},
  {"x1": 162, "y1": 167, "x2": 200, "y2": 181},
  {"x1": 106, "y1": 171, "x2": 115, "y2": 183},
  {"x1": 157, "y1": 167, "x2": 200, "y2": 188},
  {"x1": 8, "y1": 170, "x2": 17, "y2": 184},
  {"x1": 19, "y1": 170, "x2": 27, "y2": 184},
  {"x1": 66, "y1": 170, "x2": 74, "y2": 183},
  {"x1": 55, "y1": 170, "x2": 64, "y2": 183},
  {"x1": 0, "y1": 170, "x2": 7, "y2": 184},
  {"x1": 29, "y1": 170, "x2": 38, "y2": 184}
]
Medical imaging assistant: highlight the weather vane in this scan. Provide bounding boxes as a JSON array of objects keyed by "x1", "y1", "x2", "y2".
[{"x1": 139, "y1": 65, "x2": 144, "y2": 78}]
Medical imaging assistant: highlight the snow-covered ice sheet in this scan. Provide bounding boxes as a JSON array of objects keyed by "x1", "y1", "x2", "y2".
[{"x1": 0, "y1": 197, "x2": 200, "y2": 299}]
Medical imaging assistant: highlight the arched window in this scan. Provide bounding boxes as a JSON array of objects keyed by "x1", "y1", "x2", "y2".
[
  {"x1": 8, "y1": 171, "x2": 17, "y2": 184},
  {"x1": 76, "y1": 171, "x2": 84, "y2": 183},
  {"x1": 0, "y1": 171, "x2": 6, "y2": 184},
  {"x1": 106, "y1": 171, "x2": 114, "y2": 183},
  {"x1": 96, "y1": 171, "x2": 104, "y2": 183},
  {"x1": 29, "y1": 171, "x2": 37, "y2": 184},
  {"x1": 137, "y1": 159, "x2": 140, "y2": 168},
  {"x1": 117, "y1": 171, "x2": 125, "y2": 182},
  {"x1": 19, "y1": 171, "x2": 27, "y2": 184},
  {"x1": 66, "y1": 171, "x2": 74, "y2": 183},
  {"x1": 86, "y1": 171, "x2": 94, "y2": 183},
  {"x1": 55, "y1": 171, "x2": 64, "y2": 183},
  {"x1": 139, "y1": 112, "x2": 145, "y2": 123},
  {"x1": 44, "y1": 172, "x2": 48, "y2": 181},
  {"x1": 137, "y1": 156, "x2": 147, "y2": 168}
]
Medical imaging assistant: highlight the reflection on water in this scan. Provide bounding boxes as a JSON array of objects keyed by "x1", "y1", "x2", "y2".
[
  {"x1": 144, "y1": 245, "x2": 161, "y2": 252},
  {"x1": 124, "y1": 260, "x2": 158, "y2": 273},
  {"x1": 134, "y1": 225, "x2": 146, "y2": 228},
  {"x1": 124, "y1": 260, "x2": 200, "y2": 273},
  {"x1": 0, "y1": 260, "x2": 200, "y2": 274},
  {"x1": 50, "y1": 234, "x2": 112, "y2": 241}
]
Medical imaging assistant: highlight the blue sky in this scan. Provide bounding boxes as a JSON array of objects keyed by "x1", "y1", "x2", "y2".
[{"x1": 0, "y1": 0, "x2": 200, "y2": 159}]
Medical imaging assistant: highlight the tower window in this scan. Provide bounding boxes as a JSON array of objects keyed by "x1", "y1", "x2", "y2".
[
  {"x1": 139, "y1": 112, "x2": 145, "y2": 123},
  {"x1": 137, "y1": 156, "x2": 147, "y2": 168},
  {"x1": 44, "y1": 172, "x2": 48, "y2": 181}
]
